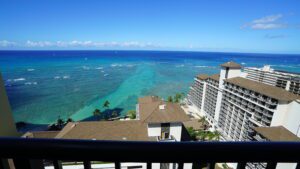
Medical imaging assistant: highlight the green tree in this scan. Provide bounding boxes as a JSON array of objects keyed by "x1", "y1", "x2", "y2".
[
  {"x1": 93, "y1": 109, "x2": 101, "y2": 121},
  {"x1": 174, "y1": 92, "x2": 185, "y2": 103},
  {"x1": 167, "y1": 96, "x2": 173, "y2": 102},
  {"x1": 213, "y1": 131, "x2": 221, "y2": 141},
  {"x1": 127, "y1": 110, "x2": 136, "y2": 119},
  {"x1": 103, "y1": 100, "x2": 110, "y2": 109},
  {"x1": 56, "y1": 116, "x2": 65, "y2": 129},
  {"x1": 66, "y1": 118, "x2": 73, "y2": 123},
  {"x1": 187, "y1": 127, "x2": 197, "y2": 141}
]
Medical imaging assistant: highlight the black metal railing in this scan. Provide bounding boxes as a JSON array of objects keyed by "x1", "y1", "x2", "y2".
[{"x1": 0, "y1": 137, "x2": 300, "y2": 169}]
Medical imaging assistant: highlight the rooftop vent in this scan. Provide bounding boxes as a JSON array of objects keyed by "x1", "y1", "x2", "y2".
[{"x1": 159, "y1": 104, "x2": 166, "y2": 110}]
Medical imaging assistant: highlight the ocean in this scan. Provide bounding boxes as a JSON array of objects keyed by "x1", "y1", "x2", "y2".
[{"x1": 1, "y1": 50, "x2": 300, "y2": 129}]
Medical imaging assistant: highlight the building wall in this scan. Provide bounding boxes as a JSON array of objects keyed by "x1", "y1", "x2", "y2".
[
  {"x1": 147, "y1": 123, "x2": 161, "y2": 137},
  {"x1": 282, "y1": 101, "x2": 300, "y2": 136},
  {"x1": 0, "y1": 73, "x2": 18, "y2": 137},
  {"x1": 147, "y1": 123, "x2": 183, "y2": 141},
  {"x1": 170, "y1": 123, "x2": 182, "y2": 141}
]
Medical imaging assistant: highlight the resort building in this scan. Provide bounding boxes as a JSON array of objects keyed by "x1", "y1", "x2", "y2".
[
  {"x1": 244, "y1": 65, "x2": 300, "y2": 95},
  {"x1": 187, "y1": 61, "x2": 300, "y2": 142}
]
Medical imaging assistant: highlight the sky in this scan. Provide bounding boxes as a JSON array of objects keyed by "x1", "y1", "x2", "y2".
[{"x1": 0, "y1": 0, "x2": 300, "y2": 54}]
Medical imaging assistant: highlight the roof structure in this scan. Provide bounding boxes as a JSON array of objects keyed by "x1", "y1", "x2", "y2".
[
  {"x1": 196, "y1": 74, "x2": 209, "y2": 80},
  {"x1": 225, "y1": 77, "x2": 300, "y2": 101},
  {"x1": 138, "y1": 96, "x2": 190, "y2": 123},
  {"x1": 24, "y1": 96, "x2": 190, "y2": 141},
  {"x1": 56, "y1": 121, "x2": 152, "y2": 141},
  {"x1": 209, "y1": 74, "x2": 220, "y2": 82},
  {"x1": 196, "y1": 74, "x2": 219, "y2": 82},
  {"x1": 254, "y1": 126, "x2": 300, "y2": 141},
  {"x1": 220, "y1": 61, "x2": 242, "y2": 69}
]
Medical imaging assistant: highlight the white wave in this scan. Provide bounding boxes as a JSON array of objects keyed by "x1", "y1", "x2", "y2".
[
  {"x1": 63, "y1": 75, "x2": 70, "y2": 79},
  {"x1": 13, "y1": 78, "x2": 26, "y2": 82},
  {"x1": 111, "y1": 64, "x2": 122, "y2": 67},
  {"x1": 175, "y1": 64, "x2": 184, "y2": 67},
  {"x1": 82, "y1": 66, "x2": 90, "y2": 70},
  {"x1": 25, "y1": 82, "x2": 38, "y2": 85},
  {"x1": 241, "y1": 62, "x2": 246, "y2": 65},
  {"x1": 95, "y1": 67, "x2": 103, "y2": 70},
  {"x1": 54, "y1": 76, "x2": 61, "y2": 79},
  {"x1": 27, "y1": 68, "x2": 35, "y2": 72},
  {"x1": 101, "y1": 70, "x2": 105, "y2": 73},
  {"x1": 104, "y1": 74, "x2": 109, "y2": 77},
  {"x1": 194, "y1": 65, "x2": 216, "y2": 68}
]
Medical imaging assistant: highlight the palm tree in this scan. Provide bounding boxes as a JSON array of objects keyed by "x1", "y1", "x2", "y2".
[
  {"x1": 93, "y1": 109, "x2": 101, "y2": 121},
  {"x1": 56, "y1": 116, "x2": 65, "y2": 129},
  {"x1": 66, "y1": 118, "x2": 73, "y2": 123},
  {"x1": 174, "y1": 93, "x2": 182, "y2": 103},
  {"x1": 167, "y1": 96, "x2": 173, "y2": 102},
  {"x1": 103, "y1": 100, "x2": 110, "y2": 109},
  {"x1": 127, "y1": 110, "x2": 136, "y2": 119}
]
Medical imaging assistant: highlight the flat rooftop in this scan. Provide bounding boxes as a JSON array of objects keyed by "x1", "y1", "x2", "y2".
[
  {"x1": 254, "y1": 126, "x2": 300, "y2": 141},
  {"x1": 225, "y1": 77, "x2": 300, "y2": 101}
]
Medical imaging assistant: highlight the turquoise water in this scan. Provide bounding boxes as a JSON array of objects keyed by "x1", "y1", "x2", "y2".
[{"x1": 0, "y1": 51, "x2": 300, "y2": 126}]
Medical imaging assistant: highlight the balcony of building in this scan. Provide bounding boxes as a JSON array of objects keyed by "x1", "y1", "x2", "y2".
[{"x1": 1, "y1": 137, "x2": 299, "y2": 169}]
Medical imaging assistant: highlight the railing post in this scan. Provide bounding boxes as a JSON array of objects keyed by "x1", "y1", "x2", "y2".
[
  {"x1": 296, "y1": 162, "x2": 300, "y2": 169},
  {"x1": 192, "y1": 162, "x2": 201, "y2": 169},
  {"x1": 237, "y1": 162, "x2": 246, "y2": 169},
  {"x1": 115, "y1": 162, "x2": 121, "y2": 169},
  {"x1": 178, "y1": 162, "x2": 183, "y2": 169},
  {"x1": 207, "y1": 162, "x2": 215, "y2": 169},
  {"x1": 83, "y1": 161, "x2": 91, "y2": 169},
  {"x1": 147, "y1": 162, "x2": 152, "y2": 169},
  {"x1": 0, "y1": 159, "x2": 4, "y2": 169},
  {"x1": 13, "y1": 159, "x2": 32, "y2": 169},
  {"x1": 266, "y1": 162, "x2": 277, "y2": 169},
  {"x1": 53, "y1": 160, "x2": 63, "y2": 169}
]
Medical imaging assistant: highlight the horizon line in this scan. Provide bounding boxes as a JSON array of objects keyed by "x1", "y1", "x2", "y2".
[{"x1": 0, "y1": 49, "x2": 300, "y2": 56}]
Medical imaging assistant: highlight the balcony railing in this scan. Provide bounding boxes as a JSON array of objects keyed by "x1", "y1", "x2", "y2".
[{"x1": 0, "y1": 137, "x2": 300, "y2": 169}]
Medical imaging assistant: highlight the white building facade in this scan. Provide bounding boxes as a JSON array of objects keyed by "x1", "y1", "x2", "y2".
[{"x1": 188, "y1": 62, "x2": 300, "y2": 141}]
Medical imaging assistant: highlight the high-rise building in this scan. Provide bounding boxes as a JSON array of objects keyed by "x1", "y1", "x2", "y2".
[
  {"x1": 244, "y1": 65, "x2": 300, "y2": 95},
  {"x1": 187, "y1": 62, "x2": 300, "y2": 141}
]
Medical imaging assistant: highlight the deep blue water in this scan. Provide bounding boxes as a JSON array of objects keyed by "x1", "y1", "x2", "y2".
[{"x1": 1, "y1": 50, "x2": 300, "y2": 126}]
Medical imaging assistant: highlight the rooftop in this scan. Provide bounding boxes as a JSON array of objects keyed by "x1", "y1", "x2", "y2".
[
  {"x1": 138, "y1": 96, "x2": 190, "y2": 123},
  {"x1": 55, "y1": 121, "x2": 153, "y2": 141},
  {"x1": 196, "y1": 74, "x2": 219, "y2": 82},
  {"x1": 254, "y1": 126, "x2": 300, "y2": 141},
  {"x1": 24, "y1": 96, "x2": 190, "y2": 141},
  {"x1": 225, "y1": 77, "x2": 300, "y2": 101},
  {"x1": 220, "y1": 61, "x2": 242, "y2": 69},
  {"x1": 196, "y1": 74, "x2": 209, "y2": 80},
  {"x1": 209, "y1": 74, "x2": 220, "y2": 82}
]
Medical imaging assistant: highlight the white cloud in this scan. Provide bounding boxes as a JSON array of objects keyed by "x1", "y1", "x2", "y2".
[
  {"x1": 24, "y1": 40, "x2": 161, "y2": 48},
  {"x1": 26, "y1": 41, "x2": 53, "y2": 47},
  {"x1": 0, "y1": 40, "x2": 17, "y2": 47},
  {"x1": 242, "y1": 14, "x2": 287, "y2": 30},
  {"x1": 253, "y1": 14, "x2": 283, "y2": 24},
  {"x1": 251, "y1": 23, "x2": 286, "y2": 30}
]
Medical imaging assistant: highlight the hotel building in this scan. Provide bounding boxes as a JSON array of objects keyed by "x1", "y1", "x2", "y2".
[
  {"x1": 187, "y1": 62, "x2": 300, "y2": 141},
  {"x1": 244, "y1": 65, "x2": 300, "y2": 95}
]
